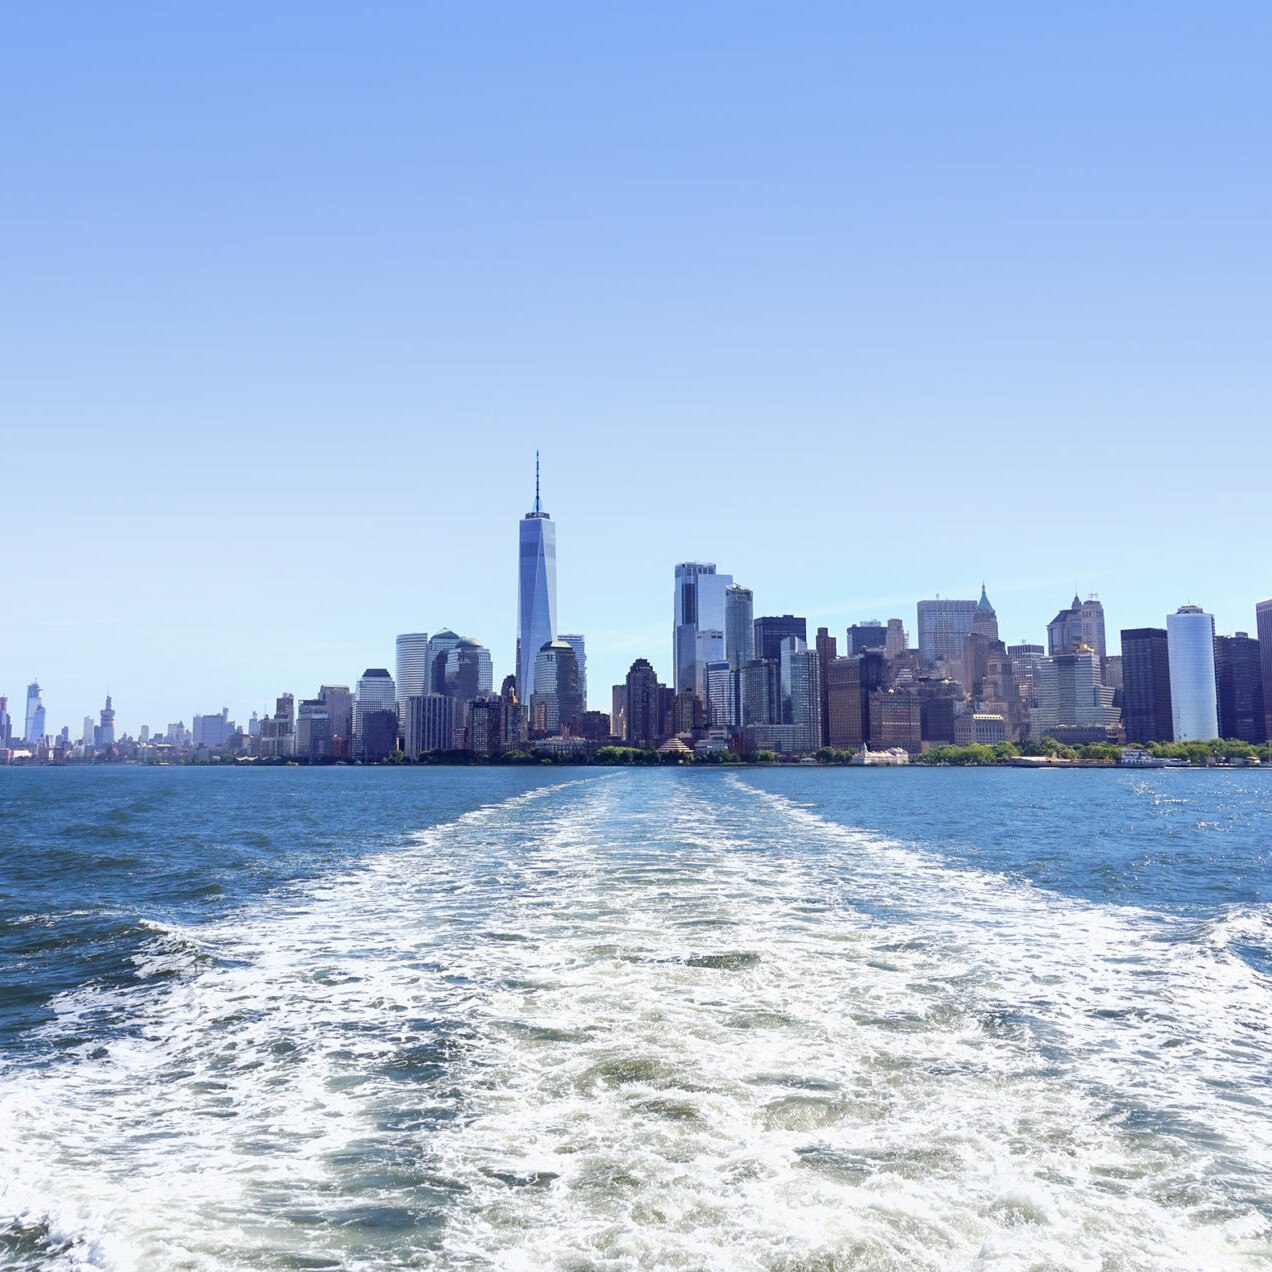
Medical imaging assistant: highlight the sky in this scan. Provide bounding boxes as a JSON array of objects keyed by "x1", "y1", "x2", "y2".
[{"x1": 3, "y1": 2, "x2": 1269, "y2": 734}]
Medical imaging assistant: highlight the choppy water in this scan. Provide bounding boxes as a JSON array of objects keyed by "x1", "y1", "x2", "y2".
[{"x1": 2, "y1": 766, "x2": 1271, "y2": 1271}]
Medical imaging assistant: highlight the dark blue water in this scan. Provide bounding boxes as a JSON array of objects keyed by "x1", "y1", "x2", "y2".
[{"x1": 1, "y1": 766, "x2": 1269, "y2": 1270}]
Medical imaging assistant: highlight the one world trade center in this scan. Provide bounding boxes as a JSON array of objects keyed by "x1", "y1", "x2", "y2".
[{"x1": 516, "y1": 454, "x2": 558, "y2": 700}]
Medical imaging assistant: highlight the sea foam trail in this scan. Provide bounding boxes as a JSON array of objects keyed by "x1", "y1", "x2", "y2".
[
  {"x1": 1, "y1": 771, "x2": 1269, "y2": 1271},
  {"x1": 414, "y1": 774, "x2": 1272, "y2": 1271}
]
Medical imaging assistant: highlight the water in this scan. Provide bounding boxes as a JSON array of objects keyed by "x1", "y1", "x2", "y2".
[{"x1": 1, "y1": 766, "x2": 1270, "y2": 1271}]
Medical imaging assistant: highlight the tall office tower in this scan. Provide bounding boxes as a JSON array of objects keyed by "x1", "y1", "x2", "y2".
[
  {"x1": 884, "y1": 619, "x2": 908, "y2": 661},
  {"x1": 193, "y1": 709, "x2": 233, "y2": 749},
  {"x1": 916, "y1": 599, "x2": 978, "y2": 666},
  {"x1": 138, "y1": 725, "x2": 150, "y2": 744},
  {"x1": 529, "y1": 640, "x2": 582, "y2": 735},
  {"x1": 735, "y1": 659, "x2": 780, "y2": 729},
  {"x1": 296, "y1": 699, "x2": 332, "y2": 759},
  {"x1": 24, "y1": 683, "x2": 45, "y2": 744},
  {"x1": 96, "y1": 695, "x2": 116, "y2": 748},
  {"x1": 826, "y1": 657, "x2": 867, "y2": 749},
  {"x1": 815, "y1": 628, "x2": 837, "y2": 747},
  {"x1": 500, "y1": 675, "x2": 527, "y2": 748},
  {"x1": 558, "y1": 634, "x2": 587, "y2": 709},
  {"x1": 1007, "y1": 644, "x2": 1045, "y2": 710},
  {"x1": 1214, "y1": 633, "x2": 1266, "y2": 743},
  {"x1": 972, "y1": 586, "x2": 999, "y2": 641},
  {"x1": 248, "y1": 712, "x2": 260, "y2": 737},
  {"x1": 426, "y1": 630, "x2": 462, "y2": 694},
  {"x1": 319, "y1": 686, "x2": 353, "y2": 759},
  {"x1": 1032, "y1": 649, "x2": 1120, "y2": 742},
  {"x1": 611, "y1": 684, "x2": 627, "y2": 742},
  {"x1": 753, "y1": 614, "x2": 806, "y2": 664},
  {"x1": 1258, "y1": 599, "x2": 1272, "y2": 741},
  {"x1": 674, "y1": 563, "x2": 732, "y2": 695},
  {"x1": 81, "y1": 715, "x2": 94, "y2": 746},
  {"x1": 1047, "y1": 594, "x2": 1107, "y2": 660},
  {"x1": 693, "y1": 629, "x2": 725, "y2": 696},
  {"x1": 467, "y1": 697, "x2": 503, "y2": 754},
  {"x1": 843, "y1": 622, "x2": 887, "y2": 655},
  {"x1": 705, "y1": 659, "x2": 732, "y2": 730},
  {"x1": 671, "y1": 690, "x2": 705, "y2": 735},
  {"x1": 354, "y1": 669, "x2": 396, "y2": 757},
  {"x1": 624, "y1": 658, "x2": 662, "y2": 747},
  {"x1": 1167, "y1": 606, "x2": 1218, "y2": 741},
  {"x1": 407, "y1": 694, "x2": 456, "y2": 755},
  {"x1": 1120, "y1": 629, "x2": 1174, "y2": 744},
  {"x1": 444, "y1": 639, "x2": 494, "y2": 708},
  {"x1": 781, "y1": 638, "x2": 822, "y2": 752},
  {"x1": 395, "y1": 633, "x2": 431, "y2": 725},
  {"x1": 0, "y1": 697, "x2": 11, "y2": 748},
  {"x1": 517, "y1": 455, "x2": 558, "y2": 700},
  {"x1": 725, "y1": 586, "x2": 755, "y2": 669}
]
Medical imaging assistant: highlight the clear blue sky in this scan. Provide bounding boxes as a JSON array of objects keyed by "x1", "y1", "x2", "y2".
[{"x1": 3, "y1": 3, "x2": 1269, "y2": 733}]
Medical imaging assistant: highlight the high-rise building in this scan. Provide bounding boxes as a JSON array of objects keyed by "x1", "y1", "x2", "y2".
[
  {"x1": 1047, "y1": 594, "x2": 1107, "y2": 661},
  {"x1": 884, "y1": 619, "x2": 908, "y2": 661},
  {"x1": 500, "y1": 675, "x2": 527, "y2": 749},
  {"x1": 407, "y1": 694, "x2": 456, "y2": 755},
  {"x1": 1167, "y1": 606, "x2": 1218, "y2": 741},
  {"x1": 529, "y1": 640, "x2": 582, "y2": 735},
  {"x1": 193, "y1": 708, "x2": 232, "y2": 749},
  {"x1": 1007, "y1": 644, "x2": 1045, "y2": 710},
  {"x1": 23, "y1": 682, "x2": 44, "y2": 745},
  {"x1": 1120, "y1": 628, "x2": 1173, "y2": 743},
  {"x1": 354, "y1": 669, "x2": 396, "y2": 758},
  {"x1": 826, "y1": 657, "x2": 866, "y2": 749},
  {"x1": 444, "y1": 639, "x2": 494, "y2": 708},
  {"x1": 624, "y1": 659, "x2": 662, "y2": 748},
  {"x1": 735, "y1": 659, "x2": 779, "y2": 729},
  {"x1": 517, "y1": 455, "x2": 558, "y2": 700},
  {"x1": 781, "y1": 638, "x2": 821, "y2": 753},
  {"x1": 611, "y1": 683, "x2": 627, "y2": 742},
  {"x1": 0, "y1": 697, "x2": 10, "y2": 749},
  {"x1": 971, "y1": 585, "x2": 998, "y2": 641},
  {"x1": 319, "y1": 686, "x2": 353, "y2": 759},
  {"x1": 868, "y1": 690, "x2": 923, "y2": 752},
  {"x1": 1257, "y1": 599, "x2": 1272, "y2": 741},
  {"x1": 81, "y1": 715, "x2": 94, "y2": 746},
  {"x1": 674, "y1": 563, "x2": 732, "y2": 696},
  {"x1": 296, "y1": 699, "x2": 332, "y2": 759},
  {"x1": 1032, "y1": 648, "x2": 1120, "y2": 742},
  {"x1": 1214, "y1": 633, "x2": 1265, "y2": 743},
  {"x1": 754, "y1": 615, "x2": 806, "y2": 664},
  {"x1": 467, "y1": 697, "x2": 503, "y2": 754},
  {"x1": 815, "y1": 628, "x2": 837, "y2": 747},
  {"x1": 395, "y1": 633, "x2": 431, "y2": 726},
  {"x1": 426, "y1": 630, "x2": 462, "y2": 695},
  {"x1": 704, "y1": 659, "x2": 731, "y2": 730},
  {"x1": 725, "y1": 586, "x2": 755, "y2": 670},
  {"x1": 916, "y1": 599, "x2": 977, "y2": 666},
  {"x1": 558, "y1": 634, "x2": 587, "y2": 709}
]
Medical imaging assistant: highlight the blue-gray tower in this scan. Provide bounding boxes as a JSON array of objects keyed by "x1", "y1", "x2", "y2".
[{"x1": 516, "y1": 453, "x2": 558, "y2": 700}]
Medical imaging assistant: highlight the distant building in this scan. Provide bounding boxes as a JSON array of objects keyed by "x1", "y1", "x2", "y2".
[
  {"x1": 1214, "y1": 633, "x2": 1265, "y2": 743},
  {"x1": 1008, "y1": 644, "x2": 1045, "y2": 710},
  {"x1": 444, "y1": 639, "x2": 494, "y2": 717},
  {"x1": 971, "y1": 585, "x2": 998, "y2": 641},
  {"x1": 671, "y1": 690, "x2": 704, "y2": 736},
  {"x1": 565, "y1": 710, "x2": 611, "y2": 742},
  {"x1": 1047, "y1": 594, "x2": 1107, "y2": 661},
  {"x1": 408, "y1": 694, "x2": 456, "y2": 755},
  {"x1": 23, "y1": 682, "x2": 45, "y2": 745},
  {"x1": 815, "y1": 628, "x2": 837, "y2": 747},
  {"x1": 825, "y1": 655, "x2": 888, "y2": 750},
  {"x1": 954, "y1": 712, "x2": 1007, "y2": 747},
  {"x1": 675, "y1": 563, "x2": 732, "y2": 697},
  {"x1": 704, "y1": 659, "x2": 731, "y2": 730},
  {"x1": 610, "y1": 684, "x2": 627, "y2": 742},
  {"x1": 1167, "y1": 606, "x2": 1218, "y2": 741},
  {"x1": 844, "y1": 622, "x2": 886, "y2": 655},
  {"x1": 354, "y1": 669, "x2": 396, "y2": 758},
  {"x1": 93, "y1": 695, "x2": 116, "y2": 749},
  {"x1": 1032, "y1": 648, "x2": 1120, "y2": 742},
  {"x1": 884, "y1": 619, "x2": 908, "y2": 661},
  {"x1": 868, "y1": 690, "x2": 923, "y2": 752},
  {"x1": 780, "y1": 638, "x2": 821, "y2": 753},
  {"x1": 500, "y1": 676, "x2": 527, "y2": 748},
  {"x1": 725, "y1": 586, "x2": 755, "y2": 669},
  {"x1": 624, "y1": 658, "x2": 662, "y2": 748},
  {"x1": 1257, "y1": 599, "x2": 1272, "y2": 741},
  {"x1": 395, "y1": 633, "x2": 432, "y2": 727},
  {"x1": 296, "y1": 699, "x2": 331, "y2": 759},
  {"x1": 0, "y1": 697, "x2": 10, "y2": 749},
  {"x1": 734, "y1": 659, "x2": 779, "y2": 729},
  {"x1": 467, "y1": 696, "x2": 502, "y2": 755},
  {"x1": 517, "y1": 457, "x2": 558, "y2": 701},
  {"x1": 193, "y1": 708, "x2": 232, "y2": 749},
  {"x1": 1120, "y1": 628, "x2": 1173, "y2": 743},
  {"x1": 916, "y1": 599, "x2": 977, "y2": 666},
  {"x1": 426, "y1": 630, "x2": 463, "y2": 695},
  {"x1": 320, "y1": 686, "x2": 353, "y2": 759},
  {"x1": 558, "y1": 634, "x2": 588, "y2": 709},
  {"x1": 755, "y1": 615, "x2": 806, "y2": 664},
  {"x1": 529, "y1": 640, "x2": 583, "y2": 735}
]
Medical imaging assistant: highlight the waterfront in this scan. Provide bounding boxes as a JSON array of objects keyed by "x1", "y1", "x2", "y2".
[{"x1": 1, "y1": 767, "x2": 1270, "y2": 1270}]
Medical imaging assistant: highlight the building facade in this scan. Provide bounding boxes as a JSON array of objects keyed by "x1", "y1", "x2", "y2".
[
  {"x1": 1257, "y1": 599, "x2": 1272, "y2": 741},
  {"x1": 517, "y1": 457, "x2": 558, "y2": 700},
  {"x1": 1214, "y1": 633, "x2": 1266, "y2": 743},
  {"x1": 395, "y1": 633, "x2": 431, "y2": 727},
  {"x1": 1167, "y1": 606, "x2": 1218, "y2": 741},
  {"x1": 674, "y1": 563, "x2": 732, "y2": 696},
  {"x1": 725, "y1": 585, "x2": 754, "y2": 669},
  {"x1": 624, "y1": 658, "x2": 662, "y2": 748},
  {"x1": 916, "y1": 599, "x2": 977, "y2": 666}
]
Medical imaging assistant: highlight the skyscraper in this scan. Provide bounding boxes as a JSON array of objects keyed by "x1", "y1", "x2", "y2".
[
  {"x1": 529, "y1": 640, "x2": 582, "y2": 735},
  {"x1": 96, "y1": 695, "x2": 116, "y2": 749},
  {"x1": 23, "y1": 683, "x2": 44, "y2": 745},
  {"x1": 426, "y1": 630, "x2": 462, "y2": 694},
  {"x1": 407, "y1": 694, "x2": 456, "y2": 755},
  {"x1": 1258, "y1": 599, "x2": 1272, "y2": 741},
  {"x1": 725, "y1": 585, "x2": 754, "y2": 669},
  {"x1": 916, "y1": 599, "x2": 977, "y2": 666},
  {"x1": 1214, "y1": 633, "x2": 1266, "y2": 744},
  {"x1": 754, "y1": 614, "x2": 806, "y2": 664},
  {"x1": 624, "y1": 658, "x2": 662, "y2": 748},
  {"x1": 558, "y1": 634, "x2": 587, "y2": 709},
  {"x1": 517, "y1": 454, "x2": 558, "y2": 700},
  {"x1": 1166, "y1": 606, "x2": 1218, "y2": 741},
  {"x1": 1032, "y1": 648, "x2": 1119, "y2": 743},
  {"x1": 972, "y1": 585, "x2": 999, "y2": 641},
  {"x1": 354, "y1": 668, "x2": 396, "y2": 758},
  {"x1": 674, "y1": 563, "x2": 732, "y2": 696},
  {"x1": 395, "y1": 633, "x2": 431, "y2": 725},
  {"x1": 1120, "y1": 628, "x2": 1173, "y2": 743},
  {"x1": 1047, "y1": 594, "x2": 1107, "y2": 660},
  {"x1": 0, "y1": 697, "x2": 10, "y2": 749}
]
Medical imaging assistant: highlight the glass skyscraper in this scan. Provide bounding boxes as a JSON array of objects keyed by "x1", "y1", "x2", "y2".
[
  {"x1": 23, "y1": 682, "x2": 44, "y2": 745},
  {"x1": 395, "y1": 633, "x2": 431, "y2": 725},
  {"x1": 1166, "y1": 605, "x2": 1218, "y2": 741},
  {"x1": 517, "y1": 457, "x2": 557, "y2": 700},
  {"x1": 674, "y1": 563, "x2": 732, "y2": 695}
]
